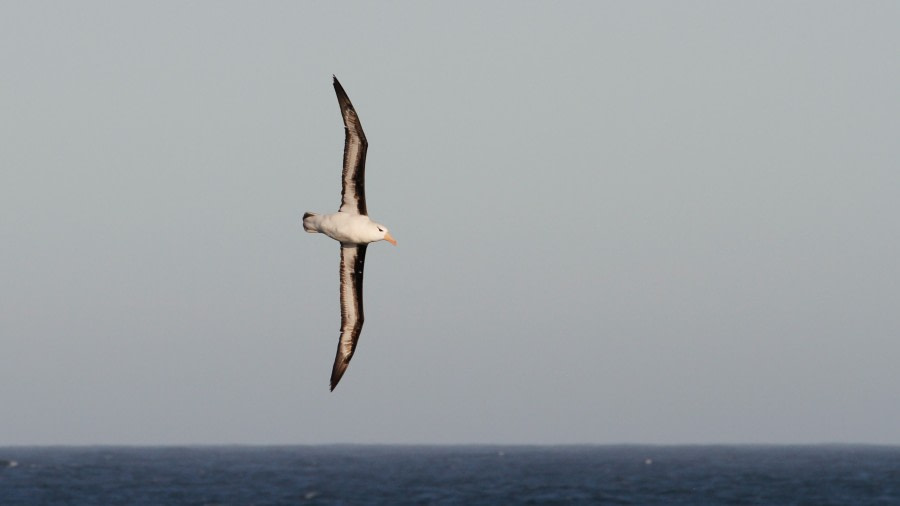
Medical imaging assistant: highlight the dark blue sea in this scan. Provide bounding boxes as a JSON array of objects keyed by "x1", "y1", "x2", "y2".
[{"x1": 1, "y1": 445, "x2": 898, "y2": 505}]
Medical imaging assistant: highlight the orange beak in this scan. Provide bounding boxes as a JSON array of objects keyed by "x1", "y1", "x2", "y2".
[{"x1": 384, "y1": 232, "x2": 397, "y2": 246}]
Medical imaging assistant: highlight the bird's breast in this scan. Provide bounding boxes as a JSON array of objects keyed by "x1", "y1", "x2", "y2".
[{"x1": 318, "y1": 213, "x2": 373, "y2": 244}]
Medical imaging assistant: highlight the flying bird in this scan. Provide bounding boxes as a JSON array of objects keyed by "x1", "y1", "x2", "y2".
[{"x1": 303, "y1": 76, "x2": 396, "y2": 391}]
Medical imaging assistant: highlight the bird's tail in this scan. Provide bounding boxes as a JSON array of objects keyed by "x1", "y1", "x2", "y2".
[{"x1": 302, "y1": 212, "x2": 319, "y2": 233}]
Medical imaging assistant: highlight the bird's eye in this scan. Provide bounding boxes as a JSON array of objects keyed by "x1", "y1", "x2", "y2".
[{"x1": 377, "y1": 227, "x2": 383, "y2": 232}]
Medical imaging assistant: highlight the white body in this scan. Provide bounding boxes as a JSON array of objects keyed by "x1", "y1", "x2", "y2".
[{"x1": 303, "y1": 212, "x2": 392, "y2": 245}]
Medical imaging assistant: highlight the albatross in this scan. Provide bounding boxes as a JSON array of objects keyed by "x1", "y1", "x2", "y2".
[{"x1": 302, "y1": 76, "x2": 396, "y2": 391}]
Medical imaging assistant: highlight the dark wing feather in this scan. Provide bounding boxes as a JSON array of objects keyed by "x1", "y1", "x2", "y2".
[
  {"x1": 331, "y1": 244, "x2": 367, "y2": 390},
  {"x1": 333, "y1": 76, "x2": 368, "y2": 216}
]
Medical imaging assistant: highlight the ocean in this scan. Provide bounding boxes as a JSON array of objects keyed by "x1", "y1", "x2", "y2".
[{"x1": 1, "y1": 445, "x2": 898, "y2": 505}]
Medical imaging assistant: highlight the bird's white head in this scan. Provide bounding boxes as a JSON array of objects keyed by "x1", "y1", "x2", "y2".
[{"x1": 372, "y1": 223, "x2": 397, "y2": 246}]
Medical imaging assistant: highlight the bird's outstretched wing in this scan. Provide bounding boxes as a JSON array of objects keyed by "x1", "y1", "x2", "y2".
[
  {"x1": 333, "y1": 76, "x2": 368, "y2": 216},
  {"x1": 331, "y1": 243, "x2": 367, "y2": 390}
]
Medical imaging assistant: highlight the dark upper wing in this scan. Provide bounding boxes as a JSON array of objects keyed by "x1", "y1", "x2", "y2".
[
  {"x1": 333, "y1": 76, "x2": 368, "y2": 216},
  {"x1": 331, "y1": 243, "x2": 367, "y2": 390}
]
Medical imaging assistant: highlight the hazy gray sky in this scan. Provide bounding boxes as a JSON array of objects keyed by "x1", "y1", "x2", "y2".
[{"x1": 2, "y1": 1, "x2": 898, "y2": 445}]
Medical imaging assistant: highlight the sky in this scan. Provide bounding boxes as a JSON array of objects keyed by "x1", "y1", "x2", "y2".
[{"x1": 1, "y1": 1, "x2": 898, "y2": 445}]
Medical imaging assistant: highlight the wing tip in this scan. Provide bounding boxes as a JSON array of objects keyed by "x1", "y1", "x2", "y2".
[
  {"x1": 330, "y1": 361, "x2": 348, "y2": 391},
  {"x1": 332, "y1": 76, "x2": 355, "y2": 113}
]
